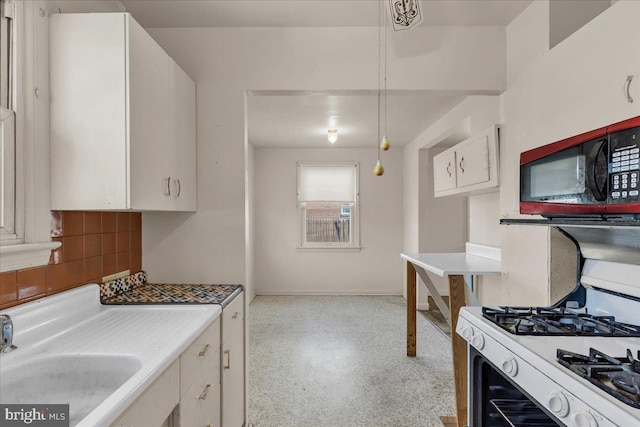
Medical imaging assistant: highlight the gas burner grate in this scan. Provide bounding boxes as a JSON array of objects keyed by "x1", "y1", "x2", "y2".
[
  {"x1": 482, "y1": 306, "x2": 640, "y2": 337},
  {"x1": 557, "y1": 348, "x2": 640, "y2": 409}
]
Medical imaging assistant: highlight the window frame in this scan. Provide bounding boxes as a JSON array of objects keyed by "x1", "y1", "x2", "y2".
[
  {"x1": 0, "y1": 0, "x2": 60, "y2": 272},
  {"x1": 296, "y1": 161, "x2": 361, "y2": 250}
]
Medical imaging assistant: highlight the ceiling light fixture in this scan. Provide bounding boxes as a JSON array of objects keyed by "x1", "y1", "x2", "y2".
[
  {"x1": 389, "y1": 0, "x2": 422, "y2": 31},
  {"x1": 327, "y1": 129, "x2": 338, "y2": 144}
]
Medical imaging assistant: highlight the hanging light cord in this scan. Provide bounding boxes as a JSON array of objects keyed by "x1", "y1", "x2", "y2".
[
  {"x1": 377, "y1": 0, "x2": 382, "y2": 162},
  {"x1": 384, "y1": 0, "x2": 387, "y2": 140}
]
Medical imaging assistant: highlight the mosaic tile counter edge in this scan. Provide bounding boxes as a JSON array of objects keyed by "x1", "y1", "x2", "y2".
[{"x1": 100, "y1": 271, "x2": 243, "y2": 307}]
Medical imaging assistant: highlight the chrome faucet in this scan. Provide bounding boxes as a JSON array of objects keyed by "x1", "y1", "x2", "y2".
[{"x1": 0, "y1": 314, "x2": 17, "y2": 353}]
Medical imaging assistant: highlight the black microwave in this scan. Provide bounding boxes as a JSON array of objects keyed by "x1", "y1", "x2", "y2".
[{"x1": 520, "y1": 116, "x2": 640, "y2": 217}]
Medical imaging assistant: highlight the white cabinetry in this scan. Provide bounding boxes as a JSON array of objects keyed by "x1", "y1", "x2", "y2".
[
  {"x1": 111, "y1": 318, "x2": 221, "y2": 427},
  {"x1": 176, "y1": 317, "x2": 221, "y2": 427},
  {"x1": 111, "y1": 359, "x2": 180, "y2": 427},
  {"x1": 433, "y1": 150, "x2": 457, "y2": 193},
  {"x1": 50, "y1": 13, "x2": 196, "y2": 211},
  {"x1": 221, "y1": 293, "x2": 245, "y2": 427},
  {"x1": 433, "y1": 125, "x2": 500, "y2": 197}
]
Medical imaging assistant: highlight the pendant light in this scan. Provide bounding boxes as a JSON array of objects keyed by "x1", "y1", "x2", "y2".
[{"x1": 374, "y1": 0, "x2": 387, "y2": 176}]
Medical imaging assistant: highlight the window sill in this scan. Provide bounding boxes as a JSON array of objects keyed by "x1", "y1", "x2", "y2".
[
  {"x1": 0, "y1": 241, "x2": 61, "y2": 273},
  {"x1": 296, "y1": 246, "x2": 362, "y2": 252}
]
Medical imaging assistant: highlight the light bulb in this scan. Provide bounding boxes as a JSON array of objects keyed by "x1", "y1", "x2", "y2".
[
  {"x1": 374, "y1": 159, "x2": 384, "y2": 176},
  {"x1": 380, "y1": 136, "x2": 390, "y2": 151},
  {"x1": 327, "y1": 129, "x2": 338, "y2": 144}
]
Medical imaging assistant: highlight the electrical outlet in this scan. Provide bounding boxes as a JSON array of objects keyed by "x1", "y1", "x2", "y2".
[{"x1": 102, "y1": 270, "x2": 130, "y2": 283}]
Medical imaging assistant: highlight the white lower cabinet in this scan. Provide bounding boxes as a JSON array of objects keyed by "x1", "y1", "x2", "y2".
[
  {"x1": 111, "y1": 318, "x2": 221, "y2": 427},
  {"x1": 111, "y1": 359, "x2": 180, "y2": 427},
  {"x1": 175, "y1": 317, "x2": 221, "y2": 427},
  {"x1": 110, "y1": 294, "x2": 246, "y2": 427},
  {"x1": 221, "y1": 293, "x2": 245, "y2": 427}
]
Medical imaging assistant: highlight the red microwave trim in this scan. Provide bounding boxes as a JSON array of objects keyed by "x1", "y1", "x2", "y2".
[
  {"x1": 607, "y1": 115, "x2": 640, "y2": 134},
  {"x1": 606, "y1": 203, "x2": 640, "y2": 214},
  {"x1": 520, "y1": 202, "x2": 607, "y2": 215},
  {"x1": 520, "y1": 126, "x2": 608, "y2": 165}
]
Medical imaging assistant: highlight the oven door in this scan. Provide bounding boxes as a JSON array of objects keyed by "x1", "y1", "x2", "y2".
[
  {"x1": 470, "y1": 347, "x2": 564, "y2": 427},
  {"x1": 520, "y1": 135, "x2": 609, "y2": 216}
]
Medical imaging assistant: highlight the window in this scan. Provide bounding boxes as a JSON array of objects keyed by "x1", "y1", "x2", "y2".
[
  {"x1": 0, "y1": 0, "x2": 16, "y2": 241},
  {"x1": 0, "y1": 0, "x2": 60, "y2": 271},
  {"x1": 297, "y1": 162, "x2": 360, "y2": 249}
]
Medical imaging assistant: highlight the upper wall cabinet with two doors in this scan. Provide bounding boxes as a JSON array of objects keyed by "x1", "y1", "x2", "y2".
[
  {"x1": 50, "y1": 13, "x2": 196, "y2": 211},
  {"x1": 433, "y1": 125, "x2": 500, "y2": 197}
]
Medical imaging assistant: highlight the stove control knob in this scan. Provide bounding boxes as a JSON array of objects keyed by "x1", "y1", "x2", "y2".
[
  {"x1": 501, "y1": 356, "x2": 518, "y2": 377},
  {"x1": 460, "y1": 325, "x2": 474, "y2": 341},
  {"x1": 573, "y1": 411, "x2": 598, "y2": 427},
  {"x1": 547, "y1": 391, "x2": 570, "y2": 418},
  {"x1": 470, "y1": 333, "x2": 485, "y2": 350}
]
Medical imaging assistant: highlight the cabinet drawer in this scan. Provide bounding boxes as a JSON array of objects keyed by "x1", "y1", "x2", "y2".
[
  {"x1": 222, "y1": 294, "x2": 244, "y2": 344},
  {"x1": 180, "y1": 317, "x2": 220, "y2": 398},
  {"x1": 177, "y1": 358, "x2": 220, "y2": 427}
]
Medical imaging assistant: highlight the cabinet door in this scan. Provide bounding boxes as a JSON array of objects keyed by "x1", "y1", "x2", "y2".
[
  {"x1": 169, "y1": 59, "x2": 197, "y2": 211},
  {"x1": 128, "y1": 16, "x2": 172, "y2": 210},
  {"x1": 433, "y1": 149, "x2": 457, "y2": 194},
  {"x1": 456, "y1": 135, "x2": 490, "y2": 188},
  {"x1": 50, "y1": 14, "x2": 129, "y2": 210},
  {"x1": 221, "y1": 327, "x2": 244, "y2": 427}
]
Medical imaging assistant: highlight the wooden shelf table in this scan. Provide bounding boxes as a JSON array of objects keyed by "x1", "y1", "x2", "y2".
[{"x1": 401, "y1": 248, "x2": 501, "y2": 427}]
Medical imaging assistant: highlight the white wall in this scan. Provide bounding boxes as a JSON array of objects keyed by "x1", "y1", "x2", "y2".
[
  {"x1": 140, "y1": 26, "x2": 507, "y2": 296},
  {"x1": 549, "y1": 0, "x2": 611, "y2": 49},
  {"x1": 497, "y1": 0, "x2": 640, "y2": 305},
  {"x1": 245, "y1": 143, "x2": 256, "y2": 301},
  {"x1": 402, "y1": 96, "x2": 501, "y2": 307},
  {"x1": 254, "y1": 148, "x2": 403, "y2": 295},
  {"x1": 507, "y1": 0, "x2": 549, "y2": 87}
]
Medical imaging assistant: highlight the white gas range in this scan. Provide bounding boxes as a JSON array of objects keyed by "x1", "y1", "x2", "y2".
[{"x1": 456, "y1": 225, "x2": 640, "y2": 427}]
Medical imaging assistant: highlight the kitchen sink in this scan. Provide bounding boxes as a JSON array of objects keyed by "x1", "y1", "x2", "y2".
[{"x1": 0, "y1": 353, "x2": 142, "y2": 425}]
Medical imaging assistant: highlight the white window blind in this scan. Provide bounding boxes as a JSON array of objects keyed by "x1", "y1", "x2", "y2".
[{"x1": 297, "y1": 163, "x2": 357, "y2": 203}]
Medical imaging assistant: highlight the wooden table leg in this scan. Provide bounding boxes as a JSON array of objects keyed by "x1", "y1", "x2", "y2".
[
  {"x1": 407, "y1": 261, "x2": 417, "y2": 357},
  {"x1": 448, "y1": 274, "x2": 468, "y2": 427}
]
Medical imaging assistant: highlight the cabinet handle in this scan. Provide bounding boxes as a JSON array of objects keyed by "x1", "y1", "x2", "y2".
[
  {"x1": 176, "y1": 178, "x2": 181, "y2": 198},
  {"x1": 626, "y1": 75, "x2": 634, "y2": 103},
  {"x1": 232, "y1": 311, "x2": 239, "y2": 319},
  {"x1": 224, "y1": 349, "x2": 230, "y2": 369},
  {"x1": 459, "y1": 157, "x2": 465, "y2": 173},
  {"x1": 446, "y1": 162, "x2": 452, "y2": 177},
  {"x1": 198, "y1": 344, "x2": 210, "y2": 357},
  {"x1": 164, "y1": 177, "x2": 171, "y2": 196},
  {"x1": 199, "y1": 384, "x2": 212, "y2": 400}
]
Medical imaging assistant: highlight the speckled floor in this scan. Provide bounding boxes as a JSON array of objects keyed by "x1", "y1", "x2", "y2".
[{"x1": 248, "y1": 296, "x2": 456, "y2": 427}]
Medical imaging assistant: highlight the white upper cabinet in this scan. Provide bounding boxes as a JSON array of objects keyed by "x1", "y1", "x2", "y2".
[
  {"x1": 169, "y1": 59, "x2": 197, "y2": 211},
  {"x1": 434, "y1": 125, "x2": 500, "y2": 197},
  {"x1": 433, "y1": 149, "x2": 457, "y2": 193},
  {"x1": 456, "y1": 134, "x2": 490, "y2": 188},
  {"x1": 50, "y1": 13, "x2": 196, "y2": 211}
]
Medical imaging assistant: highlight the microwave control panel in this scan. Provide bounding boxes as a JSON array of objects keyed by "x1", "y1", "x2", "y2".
[{"x1": 609, "y1": 125, "x2": 640, "y2": 204}]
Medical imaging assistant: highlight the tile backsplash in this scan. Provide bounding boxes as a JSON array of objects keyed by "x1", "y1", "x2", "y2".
[{"x1": 0, "y1": 211, "x2": 142, "y2": 310}]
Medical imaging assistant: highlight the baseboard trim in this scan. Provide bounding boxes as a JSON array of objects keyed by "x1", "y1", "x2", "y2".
[{"x1": 256, "y1": 290, "x2": 403, "y2": 296}]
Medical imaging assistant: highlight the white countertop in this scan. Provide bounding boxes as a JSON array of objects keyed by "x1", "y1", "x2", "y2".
[
  {"x1": 0, "y1": 285, "x2": 221, "y2": 427},
  {"x1": 401, "y1": 243, "x2": 501, "y2": 277}
]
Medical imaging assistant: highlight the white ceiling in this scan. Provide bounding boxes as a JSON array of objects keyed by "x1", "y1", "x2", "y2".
[
  {"x1": 122, "y1": 0, "x2": 533, "y2": 148},
  {"x1": 247, "y1": 91, "x2": 466, "y2": 148},
  {"x1": 120, "y1": 0, "x2": 532, "y2": 28}
]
